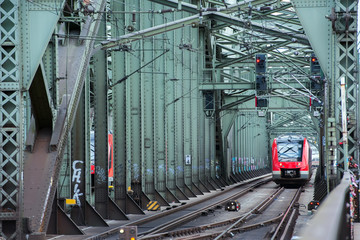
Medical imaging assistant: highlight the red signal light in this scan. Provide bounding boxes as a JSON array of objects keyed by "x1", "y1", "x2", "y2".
[
  {"x1": 256, "y1": 58, "x2": 260, "y2": 63},
  {"x1": 311, "y1": 57, "x2": 316, "y2": 62}
]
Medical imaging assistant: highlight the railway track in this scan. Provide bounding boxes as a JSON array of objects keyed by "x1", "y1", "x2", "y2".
[
  {"x1": 138, "y1": 186, "x2": 302, "y2": 240},
  {"x1": 138, "y1": 179, "x2": 272, "y2": 237},
  {"x1": 97, "y1": 174, "x2": 272, "y2": 240}
]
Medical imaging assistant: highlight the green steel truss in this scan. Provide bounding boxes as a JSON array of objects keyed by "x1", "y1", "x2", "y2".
[
  {"x1": 292, "y1": 0, "x2": 358, "y2": 190},
  {"x1": 0, "y1": 0, "x2": 357, "y2": 237},
  {"x1": 0, "y1": 1, "x2": 22, "y2": 238}
]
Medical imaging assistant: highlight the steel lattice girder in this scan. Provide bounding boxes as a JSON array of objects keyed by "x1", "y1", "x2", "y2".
[
  {"x1": 101, "y1": 0, "x2": 316, "y2": 112},
  {"x1": 0, "y1": 0, "x2": 22, "y2": 238},
  {"x1": 293, "y1": 0, "x2": 358, "y2": 189}
]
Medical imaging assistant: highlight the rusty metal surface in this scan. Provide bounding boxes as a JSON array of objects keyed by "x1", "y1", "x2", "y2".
[
  {"x1": 23, "y1": 0, "x2": 107, "y2": 234},
  {"x1": 23, "y1": 128, "x2": 55, "y2": 232}
]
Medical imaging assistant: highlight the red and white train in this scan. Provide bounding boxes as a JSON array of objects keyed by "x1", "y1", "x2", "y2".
[
  {"x1": 90, "y1": 131, "x2": 114, "y2": 185},
  {"x1": 272, "y1": 136, "x2": 312, "y2": 185}
]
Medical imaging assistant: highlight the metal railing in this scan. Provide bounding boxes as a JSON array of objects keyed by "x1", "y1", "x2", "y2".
[{"x1": 300, "y1": 171, "x2": 352, "y2": 240}]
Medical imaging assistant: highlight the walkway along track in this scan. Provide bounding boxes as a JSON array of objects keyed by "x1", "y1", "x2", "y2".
[
  {"x1": 92, "y1": 174, "x2": 272, "y2": 239},
  {"x1": 139, "y1": 186, "x2": 302, "y2": 240}
]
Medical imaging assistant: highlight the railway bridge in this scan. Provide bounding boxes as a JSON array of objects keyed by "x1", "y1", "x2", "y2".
[{"x1": 0, "y1": 0, "x2": 358, "y2": 239}]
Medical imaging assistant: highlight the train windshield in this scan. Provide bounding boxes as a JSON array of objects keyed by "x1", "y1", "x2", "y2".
[{"x1": 277, "y1": 140, "x2": 303, "y2": 162}]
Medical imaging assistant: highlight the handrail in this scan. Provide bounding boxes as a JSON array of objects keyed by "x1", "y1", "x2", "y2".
[{"x1": 300, "y1": 171, "x2": 351, "y2": 240}]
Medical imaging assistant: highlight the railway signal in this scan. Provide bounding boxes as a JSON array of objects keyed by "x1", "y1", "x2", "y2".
[
  {"x1": 119, "y1": 226, "x2": 137, "y2": 240},
  {"x1": 256, "y1": 75, "x2": 267, "y2": 93},
  {"x1": 310, "y1": 53, "x2": 320, "y2": 74},
  {"x1": 255, "y1": 96, "x2": 268, "y2": 107},
  {"x1": 255, "y1": 54, "x2": 267, "y2": 96},
  {"x1": 308, "y1": 200, "x2": 320, "y2": 210},
  {"x1": 255, "y1": 54, "x2": 266, "y2": 73}
]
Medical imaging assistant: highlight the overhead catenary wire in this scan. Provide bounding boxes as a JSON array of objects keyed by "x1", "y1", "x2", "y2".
[
  {"x1": 110, "y1": 49, "x2": 170, "y2": 88},
  {"x1": 273, "y1": 77, "x2": 320, "y2": 103}
]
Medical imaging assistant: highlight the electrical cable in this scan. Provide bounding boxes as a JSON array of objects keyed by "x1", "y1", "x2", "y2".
[{"x1": 110, "y1": 49, "x2": 170, "y2": 88}]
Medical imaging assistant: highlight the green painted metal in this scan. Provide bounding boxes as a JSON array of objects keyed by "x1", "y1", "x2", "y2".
[
  {"x1": 106, "y1": 1, "x2": 218, "y2": 202},
  {"x1": 221, "y1": 110, "x2": 236, "y2": 179},
  {"x1": 232, "y1": 113, "x2": 268, "y2": 173},
  {"x1": 199, "y1": 82, "x2": 312, "y2": 90},
  {"x1": 293, "y1": 0, "x2": 358, "y2": 191},
  {"x1": 0, "y1": 0, "x2": 24, "y2": 238},
  {"x1": 291, "y1": 1, "x2": 332, "y2": 89},
  {"x1": 25, "y1": 1, "x2": 64, "y2": 90},
  {"x1": 99, "y1": 14, "x2": 206, "y2": 50},
  {"x1": 5, "y1": 1, "x2": 358, "y2": 236},
  {"x1": 142, "y1": 1, "x2": 156, "y2": 200},
  {"x1": 125, "y1": 1, "x2": 142, "y2": 201},
  {"x1": 93, "y1": 14, "x2": 109, "y2": 218},
  {"x1": 175, "y1": 11, "x2": 185, "y2": 191},
  {"x1": 26, "y1": 0, "x2": 106, "y2": 234},
  {"x1": 183, "y1": 20, "x2": 192, "y2": 188},
  {"x1": 84, "y1": 69, "x2": 92, "y2": 205},
  {"x1": 332, "y1": 0, "x2": 358, "y2": 178},
  {"x1": 110, "y1": 0, "x2": 128, "y2": 211},
  {"x1": 70, "y1": 86, "x2": 86, "y2": 225},
  {"x1": 165, "y1": 30, "x2": 176, "y2": 193}
]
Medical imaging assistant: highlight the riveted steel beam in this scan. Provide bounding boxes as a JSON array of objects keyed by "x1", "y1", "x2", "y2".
[
  {"x1": 99, "y1": 14, "x2": 206, "y2": 50},
  {"x1": 210, "y1": 12, "x2": 309, "y2": 46},
  {"x1": 199, "y1": 82, "x2": 311, "y2": 90},
  {"x1": 293, "y1": 0, "x2": 358, "y2": 191}
]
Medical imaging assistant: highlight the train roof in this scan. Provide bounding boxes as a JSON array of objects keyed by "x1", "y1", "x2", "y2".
[{"x1": 275, "y1": 135, "x2": 305, "y2": 142}]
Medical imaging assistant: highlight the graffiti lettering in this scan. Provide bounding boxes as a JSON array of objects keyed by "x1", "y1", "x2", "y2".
[
  {"x1": 72, "y1": 160, "x2": 83, "y2": 206},
  {"x1": 95, "y1": 166, "x2": 106, "y2": 184}
]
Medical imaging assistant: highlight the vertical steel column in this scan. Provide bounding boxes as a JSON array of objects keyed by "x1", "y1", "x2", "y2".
[
  {"x1": 142, "y1": 2, "x2": 155, "y2": 200},
  {"x1": 175, "y1": 15, "x2": 185, "y2": 192},
  {"x1": 58, "y1": 142, "x2": 71, "y2": 203},
  {"x1": 209, "y1": 119, "x2": 216, "y2": 179},
  {"x1": 236, "y1": 115, "x2": 241, "y2": 175},
  {"x1": 198, "y1": 114, "x2": 205, "y2": 183},
  {"x1": 166, "y1": 76, "x2": 176, "y2": 192},
  {"x1": 154, "y1": 56, "x2": 167, "y2": 194},
  {"x1": 332, "y1": 0, "x2": 358, "y2": 179},
  {"x1": 84, "y1": 70, "x2": 92, "y2": 205},
  {"x1": 126, "y1": 0, "x2": 142, "y2": 204},
  {"x1": 198, "y1": 30, "x2": 206, "y2": 185},
  {"x1": 70, "y1": 86, "x2": 86, "y2": 225},
  {"x1": 111, "y1": 0, "x2": 128, "y2": 212},
  {"x1": 153, "y1": 12, "x2": 167, "y2": 196},
  {"x1": 191, "y1": 26, "x2": 200, "y2": 189},
  {"x1": 235, "y1": 115, "x2": 240, "y2": 175},
  {"x1": 203, "y1": 118, "x2": 210, "y2": 182},
  {"x1": 93, "y1": 14, "x2": 109, "y2": 218},
  {"x1": 165, "y1": 10, "x2": 177, "y2": 196},
  {"x1": 183, "y1": 19, "x2": 192, "y2": 189},
  {"x1": 0, "y1": 0, "x2": 22, "y2": 238},
  {"x1": 292, "y1": 0, "x2": 358, "y2": 190}
]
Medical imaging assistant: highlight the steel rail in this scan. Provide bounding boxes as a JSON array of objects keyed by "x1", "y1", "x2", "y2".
[
  {"x1": 89, "y1": 174, "x2": 271, "y2": 240},
  {"x1": 214, "y1": 187, "x2": 284, "y2": 239},
  {"x1": 139, "y1": 178, "x2": 272, "y2": 237},
  {"x1": 270, "y1": 187, "x2": 303, "y2": 240},
  {"x1": 140, "y1": 186, "x2": 284, "y2": 240},
  {"x1": 183, "y1": 187, "x2": 302, "y2": 240},
  {"x1": 139, "y1": 214, "x2": 248, "y2": 240}
]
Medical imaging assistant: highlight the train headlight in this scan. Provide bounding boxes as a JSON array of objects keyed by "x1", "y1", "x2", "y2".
[{"x1": 280, "y1": 163, "x2": 282, "y2": 166}]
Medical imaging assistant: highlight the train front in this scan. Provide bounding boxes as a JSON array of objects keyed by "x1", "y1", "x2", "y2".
[{"x1": 272, "y1": 137, "x2": 311, "y2": 185}]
